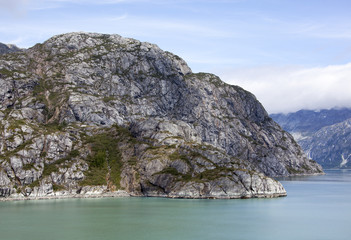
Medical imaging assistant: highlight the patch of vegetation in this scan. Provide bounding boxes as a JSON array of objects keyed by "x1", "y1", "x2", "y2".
[
  {"x1": 169, "y1": 151, "x2": 188, "y2": 162},
  {"x1": 276, "y1": 144, "x2": 288, "y2": 151},
  {"x1": 0, "y1": 138, "x2": 34, "y2": 161},
  {"x1": 33, "y1": 78, "x2": 50, "y2": 97},
  {"x1": 286, "y1": 166, "x2": 303, "y2": 174},
  {"x1": 185, "y1": 72, "x2": 225, "y2": 88},
  {"x1": 102, "y1": 96, "x2": 116, "y2": 103},
  {"x1": 52, "y1": 72, "x2": 65, "y2": 79},
  {"x1": 301, "y1": 164, "x2": 311, "y2": 171},
  {"x1": 91, "y1": 54, "x2": 104, "y2": 61},
  {"x1": 309, "y1": 159, "x2": 317, "y2": 164},
  {"x1": 43, "y1": 163, "x2": 59, "y2": 177},
  {"x1": 22, "y1": 163, "x2": 38, "y2": 171},
  {"x1": 156, "y1": 167, "x2": 193, "y2": 182},
  {"x1": 69, "y1": 149, "x2": 80, "y2": 158},
  {"x1": 52, "y1": 183, "x2": 65, "y2": 191},
  {"x1": 165, "y1": 144, "x2": 177, "y2": 149},
  {"x1": 80, "y1": 167, "x2": 107, "y2": 186},
  {"x1": 164, "y1": 136, "x2": 184, "y2": 141},
  {"x1": 160, "y1": 167, "x2": 182, "y2": 176},
  {"x1": 155, "y1": 164, "x2": 249, "y2": 183},
  {"x1": 165, "y1": 51, "x2": 182, "y2": 61},
  {"x1": 0, "y1": 68, "x2": 13, "y2": 77},
  {"x1": 147, "y1": 145, "x2": 161, "y2": 150},
  {"x1": 187, "y1": 72, "x2": 208, "y2": 79},
  {"x1": 28, "y1": 179, "x2": 40, "y2": 188},
  {"x1": 208, "y1": 77, "x2": 224, "y2": 88},
  {"x1": 195, "y1": 167, "x2": 251, "y2": 182},
  {"x1": 56, "y1": 50, "x2": 77, "y2": 59},
  {"x1": 128, "y1": 157, "x2": 138, "y2": 166},
  {"x1": 32, "y1": 77, "x2": 70, "y2": 125},
  {"x1": 239, "y1": 132, "x2": 259, "y2": 145},
  {"x1": 188, "y1": 150, "x2": 213, "y2": 164},
  {"x1": 81, "y1": 125, "x2": 136, "y2": 188},
  {"x1": 152, "y1": 146, "x2": 245, "y2": 183},
  {"x1": 42, "y1": 148, "x2": 81, "y2": 176},
  {"x1": 42, "y1": 121, "x2": 68, "y2": 133},
  {"x1": 40, "y1": 151, "x2": 47, "y2": 158},
  {"x1": 8, "y1": 119, "x2": 27, "y2": 131}
]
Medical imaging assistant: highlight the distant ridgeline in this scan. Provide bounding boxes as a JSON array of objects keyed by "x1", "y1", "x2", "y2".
[
  {"x1": 0, "y1": 32, "x2": 322, "y2": 200},
  {"x1": 271, "y1": 108, "x2": 351, "y2": 169},
  {"x1": 0, "y1": 43, "x2": 22, "y2": 55}
]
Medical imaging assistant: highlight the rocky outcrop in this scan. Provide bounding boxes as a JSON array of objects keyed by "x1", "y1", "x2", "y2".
[{"x1": 0, "y1": 32, "x2": 322, "y2": 200}]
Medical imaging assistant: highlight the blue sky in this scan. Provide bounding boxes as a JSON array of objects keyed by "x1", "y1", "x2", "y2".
[{"x1": 1, "y1": 0, "x2": 351, "y2": 113}]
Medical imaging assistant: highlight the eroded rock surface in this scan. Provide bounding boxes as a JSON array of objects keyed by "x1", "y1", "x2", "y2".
[{"x1": 0, "y1": 32, "x2": 323, "y2": 200}]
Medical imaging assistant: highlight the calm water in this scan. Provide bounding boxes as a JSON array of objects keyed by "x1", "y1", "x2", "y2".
[{"x1": 1, "y1": 169, "x2": 350, "y2": 240}]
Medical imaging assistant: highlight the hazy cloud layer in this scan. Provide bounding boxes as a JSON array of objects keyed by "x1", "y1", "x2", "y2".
[
  {"x1": 221, "y1": 63, "x2": 351, "y2": 114},
  {"x1": 0, "y1": 0, "x2": 28, "y2": 12}
]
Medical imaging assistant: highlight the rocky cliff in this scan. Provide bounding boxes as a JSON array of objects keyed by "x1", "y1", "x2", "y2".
[
  {"x1": 0, "y1": 32, "x2": 322, "y2": 200},
  {"x1": 272, "y1": 108, "x2": 351, "y2": 169}
]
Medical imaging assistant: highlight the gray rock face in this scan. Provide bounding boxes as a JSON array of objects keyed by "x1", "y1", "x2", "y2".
[{"x1": 0, "y1": 32, "x2": 323, "y2": 200}]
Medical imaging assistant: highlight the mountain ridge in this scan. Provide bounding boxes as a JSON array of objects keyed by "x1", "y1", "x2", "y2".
[
  {"x1": 271, "y1": 108, "x2": 351, "y2": 169},
  {"x1": 0, "y1": 43, "x2": 22, "y2": 55},
  {"x1": 0, "y1": 32, "x2": 322, "y2": 200}
]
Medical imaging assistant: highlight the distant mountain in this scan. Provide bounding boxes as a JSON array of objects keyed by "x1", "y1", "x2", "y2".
[
  {"x1": 299, "y1": 119, "x2": 351, "y2": 169},
  {"x1": 0, "y1": 43, "x2": 22, "y2": 55},
  {"x1": 271, "y1": 108, "x2": 351, "y2": 168}
]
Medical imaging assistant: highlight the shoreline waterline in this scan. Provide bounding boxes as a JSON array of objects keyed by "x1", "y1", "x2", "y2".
[
  {"x1": 2, "y1": 173, "x2": 330, "y2": 202},
  {"x1": 0, "y1": 191, "x2": 287, "y2": 202},
  {"x1": 0, "y1": 170, "x2": 349, "y2": 240}
]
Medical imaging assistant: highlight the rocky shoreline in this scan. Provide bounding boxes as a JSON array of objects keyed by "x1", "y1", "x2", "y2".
[
  {"x1": 0, "y1": 190, "x2": 287, "y2": 202},
  {"x1": 0, "y1": 190, "x2": 131, "y2": 202}
]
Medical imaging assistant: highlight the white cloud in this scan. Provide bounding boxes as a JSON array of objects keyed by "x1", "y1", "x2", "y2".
[{"x1": 220, "y1": 63, "x2": 351, "y2": 114}]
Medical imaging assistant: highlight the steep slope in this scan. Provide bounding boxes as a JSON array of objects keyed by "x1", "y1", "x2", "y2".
[
  {"x1": 300, "y1": 119, "x2": 351, "y2": 168},
  {"x1": 272, "y1": 108, "x2": 351, "y2": 168},
  {"x1": 0, "y1": 32, "x2": 322, "y2": 200}
]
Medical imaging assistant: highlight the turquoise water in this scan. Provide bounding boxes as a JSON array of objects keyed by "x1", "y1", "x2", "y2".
[{"x1": 1, "y1": 169, "x2": 350, "y2": 240}]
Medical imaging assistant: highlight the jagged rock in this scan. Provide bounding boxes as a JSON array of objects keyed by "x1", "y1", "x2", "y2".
[{"x1": 0, "y1": 32, "x2": 323, "y2": 200}]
